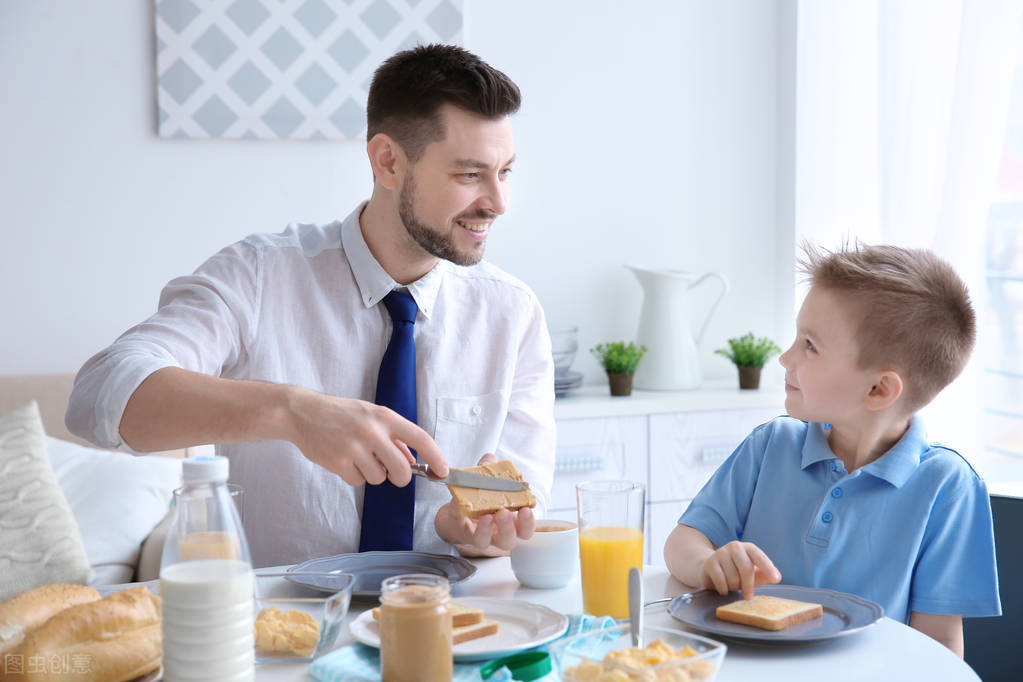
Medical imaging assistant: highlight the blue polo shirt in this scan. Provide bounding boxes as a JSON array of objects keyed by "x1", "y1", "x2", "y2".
[{"x1": 679, "y1": 416, "x2": 1001, "y2": 623}]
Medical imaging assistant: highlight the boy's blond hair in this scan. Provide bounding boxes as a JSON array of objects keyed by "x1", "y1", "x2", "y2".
[{"x1": 798, "y1": 242, "x2": 976, "y2": 411}]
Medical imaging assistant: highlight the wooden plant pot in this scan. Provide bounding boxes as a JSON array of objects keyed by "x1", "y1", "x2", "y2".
[
  {"x1": 607, "y1": 372, "x2": 634, "y2": 396},
  {"x1": 737, "y1": 365, "x2": 762, "y2": 390}
]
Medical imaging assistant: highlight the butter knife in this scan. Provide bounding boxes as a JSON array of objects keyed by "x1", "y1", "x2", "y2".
[
  {"x1": 410, "y1": 462, "x2": 529, "y2": 492},
  {"x1": 628, "y1": 567, "x2": 644, "y2": 647}
]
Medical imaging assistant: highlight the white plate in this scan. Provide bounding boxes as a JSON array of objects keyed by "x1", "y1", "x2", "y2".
[{"x1": 349, "y1": 597, "x2": 569, "y2": 663}]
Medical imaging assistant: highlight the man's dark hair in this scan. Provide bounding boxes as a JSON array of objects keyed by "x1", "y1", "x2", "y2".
[{"x1": 366, "y1": 44, "x2": 521, "y2": 162}]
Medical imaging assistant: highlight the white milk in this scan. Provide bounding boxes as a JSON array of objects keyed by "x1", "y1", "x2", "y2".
[{"x1": 160, "y1": 559, "x2": 255, "y2": 682}]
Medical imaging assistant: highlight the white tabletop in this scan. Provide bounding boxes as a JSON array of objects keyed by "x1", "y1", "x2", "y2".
[{"x1": 252, "y1": 557, "x2": 979, "y2": 681}]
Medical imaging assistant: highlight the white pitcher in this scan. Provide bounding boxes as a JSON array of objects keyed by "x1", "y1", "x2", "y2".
[{"x1": 627, "y1": 266, "x2": 729, "y2": 390}]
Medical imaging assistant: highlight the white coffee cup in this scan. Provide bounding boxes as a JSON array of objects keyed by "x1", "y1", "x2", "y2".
[{"x1": 510, "y1": 519, "x2": 579, "y2": 589}]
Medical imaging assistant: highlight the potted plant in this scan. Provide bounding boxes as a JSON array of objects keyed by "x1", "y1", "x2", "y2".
[
  {"x1": 590, "y1": 341, "x2": 648, "y2": 396},
  {"x1": 715, "y1": 332, "x2": 782, "y2": 389}
]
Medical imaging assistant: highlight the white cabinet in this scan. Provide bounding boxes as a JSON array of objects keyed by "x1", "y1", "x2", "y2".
[
  {"x1": 549, "y1": 415, "x2": 647, "y2": 513},
  {"x1": 551, "y1": 384, "x2": 785, "y2": 570},
  {"x1": 648, "y1": 407, "x2": 782, "y2": 503}
]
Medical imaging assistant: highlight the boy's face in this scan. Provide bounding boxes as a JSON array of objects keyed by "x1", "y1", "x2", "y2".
[
  {"x1": 778, "y1": 286, "x2": 878, "y2": 425},
  {"x1": 397, "y1": 104, "x2": 515, "y2": 266}
]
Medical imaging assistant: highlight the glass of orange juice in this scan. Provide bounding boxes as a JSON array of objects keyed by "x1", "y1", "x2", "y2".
[{"x1": 576, "y1": 481, "x2": 645, "y2": 618}]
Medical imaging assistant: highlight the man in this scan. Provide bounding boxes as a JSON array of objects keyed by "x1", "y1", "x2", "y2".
[{"x1": 66, "y1": 45, "x2": 555, "y2": 567}]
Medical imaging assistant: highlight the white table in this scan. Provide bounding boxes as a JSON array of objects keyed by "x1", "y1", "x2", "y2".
[{"x1": 253, "y1": 557, "x2": 979, "y2": 681}]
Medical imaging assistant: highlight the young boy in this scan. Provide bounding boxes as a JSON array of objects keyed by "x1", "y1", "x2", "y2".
[{"x1": 664, "y1": 243, "x2": 1001, "y2": 657}]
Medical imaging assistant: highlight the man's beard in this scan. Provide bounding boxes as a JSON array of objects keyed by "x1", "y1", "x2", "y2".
[{"x1": 398, "y1": 175, "x2": 487, "y2": 267}]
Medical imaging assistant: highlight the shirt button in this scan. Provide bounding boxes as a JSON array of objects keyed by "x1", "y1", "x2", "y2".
[
  {"x1": 822, "y1": 511, "x2": 834, "y2": 523},
  {"x1": 831, "y1": 487, "x2": 843, "y2": 498},
  {"x1": 830, "y1": 462, "x2": 837, "y2": 472},
  {"x1": 471, "y1": 404, "x2": 482, "y2": 416}
]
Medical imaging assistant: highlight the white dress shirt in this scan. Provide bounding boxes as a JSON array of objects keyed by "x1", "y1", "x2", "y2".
[{"x1": 67, "y1": 203, "x2": 556, "y2": 567}]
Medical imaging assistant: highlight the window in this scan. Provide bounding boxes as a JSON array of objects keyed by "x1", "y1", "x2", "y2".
[{"x1": 980, "y1": 26, "x2": 1023, "y2": 479}]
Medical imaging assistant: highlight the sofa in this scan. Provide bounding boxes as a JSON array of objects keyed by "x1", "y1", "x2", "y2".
[{"x1": 0, "y1": 373, "x2": 198, "y2": 598}]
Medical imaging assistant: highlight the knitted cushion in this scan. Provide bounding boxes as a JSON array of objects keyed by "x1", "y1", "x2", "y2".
[{"x1": 0, "y1": 402, "x2": 91, "y2": 600}]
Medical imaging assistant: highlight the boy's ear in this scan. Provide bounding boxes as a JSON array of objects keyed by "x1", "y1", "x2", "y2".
[
  {"x1": 366, "y1": 133, "x2": 406, "y2": 191},
  {"x1": 864, "y1": 370, "x2": 904, "y2": 411}
]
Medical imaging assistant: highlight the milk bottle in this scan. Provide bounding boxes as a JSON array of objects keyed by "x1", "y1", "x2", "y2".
[{"x1": 160, "y1": 456, "x2": 254, "y2": 682}]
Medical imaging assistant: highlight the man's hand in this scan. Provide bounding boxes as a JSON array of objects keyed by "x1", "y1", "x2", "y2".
[
  {"x1": 700, "y1": 540, "x2": 781, "y2": 600},
  {"x1": 286, "y1": 386, "x2": 447, "y2": 488},
  {"x1": 433, "y1": 453, "x2": 536, "y2": 557}
]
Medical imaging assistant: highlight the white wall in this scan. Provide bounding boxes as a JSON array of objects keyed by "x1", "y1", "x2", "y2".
[{"x1": 0, "y1": 0, "x2": 784, "y2": 387}]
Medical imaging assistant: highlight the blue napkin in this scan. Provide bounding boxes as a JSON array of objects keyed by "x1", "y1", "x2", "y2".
[{"x1": 309, "y1": 613, "x2": 616, "y2": 682}]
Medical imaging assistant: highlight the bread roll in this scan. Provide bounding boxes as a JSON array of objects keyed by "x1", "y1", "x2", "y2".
[
  {"x1": 2, "y1": 586, "x2": 162, "y2": 682},
  {"x1": 0, "y1": 584, "x2": 101, "y2": 657},
  {"x1": 446, "y1": 460, "x2": 537, "y2": 518}
]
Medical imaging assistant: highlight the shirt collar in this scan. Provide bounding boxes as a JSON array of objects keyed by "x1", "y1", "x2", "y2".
[
  {"x1": 800, "y1": 417, "x2": 926, "y2": 487},
  {"x1": 339, "y1": 202, "x2": 445, "y2": 319},
  {"x1": 860, "y1": 417, "x2": 925, "y2": 487}
]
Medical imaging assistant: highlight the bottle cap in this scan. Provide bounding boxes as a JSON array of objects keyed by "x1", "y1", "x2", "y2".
[
  {"x1": 182, "y1": 456, "x2": 229, "y2": 484},
  {"x1": 479, "y1": 651, "x2": 552, "y2": 681}
]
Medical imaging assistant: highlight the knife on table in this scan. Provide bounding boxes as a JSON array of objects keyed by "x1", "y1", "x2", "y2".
[{"x1": 410, "y1": 462, "x2": 529, "y2": 492}]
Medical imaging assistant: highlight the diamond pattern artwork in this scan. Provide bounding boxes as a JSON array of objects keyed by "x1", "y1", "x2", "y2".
[{"x1": 154, "y1": 0, "x2": 464, "y2": 139}]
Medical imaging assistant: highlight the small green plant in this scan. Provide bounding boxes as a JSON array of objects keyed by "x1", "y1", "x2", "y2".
[
  {"x1": 715, "y1": 333, "x2": 782, "y2": 368},
  {"x1": 590, "y1": 341, "x2": 648, "y2": 374}
]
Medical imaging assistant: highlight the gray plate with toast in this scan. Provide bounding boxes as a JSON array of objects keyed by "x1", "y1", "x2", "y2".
[
  {"x1": 287, "y1": 551, "x2": 477, "y2": 598},
  {"x1": 668, "y1": 584, "x2": 883, "y2": 644}
]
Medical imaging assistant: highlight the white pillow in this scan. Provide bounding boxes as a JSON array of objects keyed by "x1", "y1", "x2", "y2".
[
  {"x1": 46, "y1": 436, "x2": 182, "y2": 585},
  {"x1": 0, "y1": 402, "x2": 91, "y2": 600}
]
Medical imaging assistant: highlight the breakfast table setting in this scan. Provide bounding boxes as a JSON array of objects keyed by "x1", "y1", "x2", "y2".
[
  {"x1": 226, "y1": 554, "x2": 977, "y2": 682},
  {"x1": 0, "y1": 456, "x2": 983, "y2": 682}
]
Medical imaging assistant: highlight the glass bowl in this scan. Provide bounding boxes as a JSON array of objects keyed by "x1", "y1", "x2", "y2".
[
  {"x1": 550, "y1": 326, "x2": 579, "y2": 377},
  {"x1": 253, "y1": 572, "x2": 355, "y2": 663},
  {"x1": 551, "y1": 624, "x2": 726, "y2": 681}
]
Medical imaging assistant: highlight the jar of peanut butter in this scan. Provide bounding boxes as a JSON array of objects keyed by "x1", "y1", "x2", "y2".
[{"x1": 379, "y1": 574, "x2": 453, "y2": 682}]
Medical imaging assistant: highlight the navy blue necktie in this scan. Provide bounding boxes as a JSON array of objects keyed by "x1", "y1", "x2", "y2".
[{"x1": 359, "y1": 290, "x2": 418, "y2": 552}]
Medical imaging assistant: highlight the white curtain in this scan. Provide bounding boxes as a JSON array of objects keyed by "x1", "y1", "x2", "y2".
[{"x1": 794, "y1": 0, "x2": 1023, "y2": 463}]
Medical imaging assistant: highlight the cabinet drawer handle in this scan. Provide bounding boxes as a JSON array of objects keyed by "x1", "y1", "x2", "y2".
[{"x1": 555, "y1": 455, "x2": 604, "y2": 473}]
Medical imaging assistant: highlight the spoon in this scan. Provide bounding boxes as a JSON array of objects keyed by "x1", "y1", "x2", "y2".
[{"x1": 628, "y1": 566, "x2": 643, "y2": 647}]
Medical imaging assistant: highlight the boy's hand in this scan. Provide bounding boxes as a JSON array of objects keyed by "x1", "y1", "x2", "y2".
[{"x1": 700, "y1": 541, "x2": 781, "y2": 600}]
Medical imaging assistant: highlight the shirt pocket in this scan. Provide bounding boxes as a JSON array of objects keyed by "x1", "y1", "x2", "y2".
[{"x1": 432, "y1": 389, "x2": 509, "y2": 471}]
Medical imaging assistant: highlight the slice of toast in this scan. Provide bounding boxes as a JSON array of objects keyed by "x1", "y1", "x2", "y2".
[
  {"x1": 452, "y1": 618, "x2": 499, "y2": 644},
  {"x1": 715, "y1": 594, "x2": 823, "y2": 631},
  {"x1": 372, "y1": 600, "x2": 484, "y2": 627},
  {"x1": 446, "y1": 459, "x2": 537, "y2": 518}
]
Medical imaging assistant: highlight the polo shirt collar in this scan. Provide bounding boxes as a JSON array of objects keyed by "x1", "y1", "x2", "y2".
[
  {"x1": 860, "y1": 417, "x2": 925, "y2": 487},
  {"x1": 801, "y1": 422, "x2": 836, "y2": 469},
  {"x1": 800, "y1": 417, "x2": 925, "y2": 488},
  {"x1": 340, "y1": 202, "x2": 444, "y2": 319}
]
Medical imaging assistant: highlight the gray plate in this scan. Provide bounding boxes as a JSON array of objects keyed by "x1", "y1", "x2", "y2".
[
  {"x1": 286, "y1": 551, "x2": 477, "y2": 598},
  {"x1": 668, "y1": 584, "x2": 883, "y2": 645}
]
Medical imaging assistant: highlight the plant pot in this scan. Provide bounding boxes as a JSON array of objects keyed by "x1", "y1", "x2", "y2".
[
  {"x1": 607, "y1": 372, "x2": 634, "y2": 397},
  {"x1": 737, "y1": 365, "x2": 762, "y2": 390}
]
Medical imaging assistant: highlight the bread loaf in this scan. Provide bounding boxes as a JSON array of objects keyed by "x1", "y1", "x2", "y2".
[
  {"x1": 1, "y1": 586, "x2": 162, "y2": 682},
  {"x1": 0, "y1": 584, "x2": 100, "y2": 657},
  {"x1": 446, "y1": 460, "x2": 537, "y2": 518},
  {"x1": 715, "y1": 594, "x2": 823, "y2": 631}
]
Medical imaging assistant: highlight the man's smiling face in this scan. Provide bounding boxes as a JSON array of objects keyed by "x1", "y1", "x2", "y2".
[{"x1": 397, "y1": 104, "x2": 515, "y2": 266}]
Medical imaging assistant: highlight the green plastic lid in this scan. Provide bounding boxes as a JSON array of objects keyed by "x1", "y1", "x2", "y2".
[{"x1": 479, "y1": 651, "x2": 552, "y2": 681}]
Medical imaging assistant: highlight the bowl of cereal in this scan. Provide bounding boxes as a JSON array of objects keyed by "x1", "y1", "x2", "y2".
[
  {"x1": 253, "y1": 572, "x2": 355, "y2": 663},
  {"x1": 551, "y1": 624, "x2": 726, "y2": 681}
]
